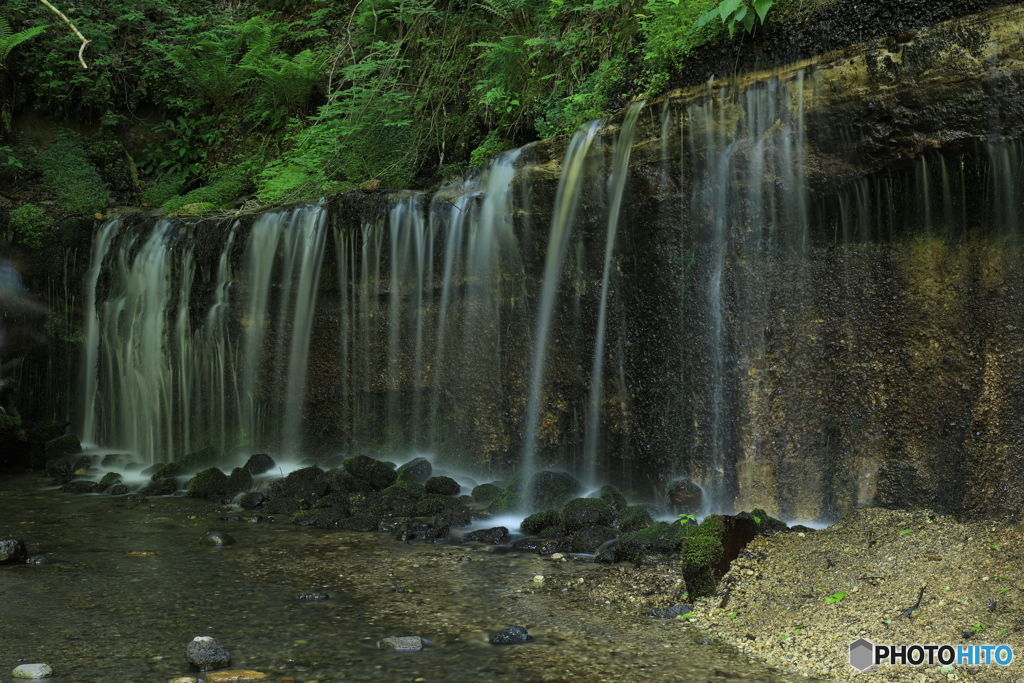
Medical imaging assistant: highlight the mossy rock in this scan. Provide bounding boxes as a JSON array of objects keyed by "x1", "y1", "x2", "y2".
[
  {"x1": 561, "y1": 497, "x2": 613, "y2": 534},
  {"x1": 388, "y1": 479, "x2": 426, "y2": 499},
  {"x1": 616, "y1": 521, "x2": 697, "y2": 563},
  {"x1": 751, "y1": 508, "x2": 788, "y2": 535},
  {"x1": 338, "y1": 512, "x2": 380, "y2": 532},
  {"x1": 538, "y1": 525, "x2": 566, "y2": 538},
  {"x1": 225, "y1": 466, "x2": 253, "y2": 494},
  {"x1": 521, "y1": 509, "x2": 561, "y2": 534},
  {"x1": 680, "y1": 534, "x2": 724, "y2": 599},
  {"x1": 187, "y1": 467, "x2": 228, "y2": 498},
  {"x1": 151, "y1": 445, "x2": 219, "y2": 480},
  {"x1": 528, "y1": 470, "x2": 583, "y2": 511},
  {"x1": 396, "y1": 456, "x2": 432, "y2": 483},
  {"x1": 294, "y1": 508, "x2": 351, "y2": 528},
  {"x1": 99, "y1": 471, "x2": 123, "y2": 488},
  {"x1": 488, "y1": 488, "x2": 520, "y2": 514},
  {"x1": 176, "y1": 202, "x2": 218, "y2": 214},
  {"x1": 417, "y1": 493, "x2": 459, "y2": 516},
  {"x1": 598, "y1": 485, "x2": 628, "y2": 514},
  {"x1": 569, "y1": 526, "x2": 618, "y2": 554},
  {"x1": 424, "y1": 475, "x2": 460, "y2": 496},
  {"x1": 343, "y1": 454, "x2": 397, "y2": 491},
  {"x1": 45, "y1": 434, "x2": 82, "y2": 458},
  {"x1": 140, "y1": 477, "x2": 177, "y2": 496},
  {"x1": 330, "y1": 468, "x2": 375, "y2": 493},
  {"x1": 282, "y1": 465, "x2": 330, "y2": 500},
  {"x1": 244, "y1": 453, "x2": 275, "y2": 475},
  {"x1": 616, "y1": 504, "x2": 654, "y2": 533},
  {"x1": 471, "y1": 483, "x2": 502, "y2": 504}
]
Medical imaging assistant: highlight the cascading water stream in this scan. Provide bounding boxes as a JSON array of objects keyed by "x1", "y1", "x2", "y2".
[
  {"x1": 583, "y1": 102, "x2": 644, "y2": 486},
  {"x1": 78, "y1": 218, "x2": 120, "y2": 446},
  {"x1": 521, "y1": 120, "x2": 602, "y2": 494}
]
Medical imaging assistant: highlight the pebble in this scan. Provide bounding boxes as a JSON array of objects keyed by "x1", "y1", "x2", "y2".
[
  {"x1": 378, "y1": 636, "x2": 424, "y2": 651},
  {"x1": 12, "y1": 664, "x2": 53, "y2": 679},
  {"x1": 533, "y1": 574, "x2": 544, "y2": 583},
  {"x1": 168, "y1": 678, "x2": 198, "y2": 683}
]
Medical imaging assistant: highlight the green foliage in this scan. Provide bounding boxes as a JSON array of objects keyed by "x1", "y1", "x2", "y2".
[
  {"x1": 694, "y1": 0, "x2": 774, "y2": 38},
  {"x1": 825, "y1": 591, "x2": 847, "y2": 604},
  {"x1": 137, "y1": 116, "x2": 224, "y2": 181},
  {"x1": 469, "y1": 130, "x2": 511, "y2": 168},
  {"x1": 0, "y1": 16, "x2": 44, "y2": 68},
  {"x1": 161, "y1": 159, "x2": 255, "y2": 214},
  {"x1": 141, "y1": 172, "x2": 188, "y2": 208},
  {"x1": 9, "y1": 204, "x2": 53, "y2": 249},
  {"x1": 680, "y1": 533, "x2": 723, "y2": 598},
  {"x1": 37, "y1": 130, "x2": 111, "y2": 214}
]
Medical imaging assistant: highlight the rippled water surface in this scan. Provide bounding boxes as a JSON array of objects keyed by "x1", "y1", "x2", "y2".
[{"x1": 0, "y1": 474, "x2": 809, "y2": 682}]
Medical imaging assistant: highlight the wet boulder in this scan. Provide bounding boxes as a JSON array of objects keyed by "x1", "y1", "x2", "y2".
[
  {"x1": 151, "y1": 446, "x2": 219, "y2": 480},
  {"x1": 108, "y1": 483, "x2": 130, "y2": 495},
  {"x1": 462, "y1": 526, "x2": 509, "y2": 544},
  {"x1": 238, "y1": 491, "x2": 265, "y2": 509},
  {"x1": 569, "y1": 526, "x2": 617, "y2": 553},
  {"x1": 520, "y1": 509, "x2": 562, "y2": 535},
  {"x1": 598, "y1": 485, "x2": 628, "y2": 514},
  {"x1": 282, "y1": 465, "x2": 330, "y2": 501},
  {"x1": 424, "y1": 475, "x2": 460, "y2": 496},
  {"x1": 666, "y1": 479, "x2": 703, "y2": 514},
  {"x1": 243, "y1": 453, "x2": 275, "y2": 475},
  {"x1": 60, "y1": 480, "x2": 99, "y2": 494},
  {"x1": 611, "y1": 521, "x2": 696, "y2": 563},
  {"x1": 343, "y1": 454, "x2": 397, "y2": 491},
  {"x1": 225, "y1": 467, "x2": 253, "y2": 495},
  {"x1": 616, "y1": 504, "x2": 654, "y2": 533},
  {"x1": 44, "y1": 433, "x2": 82, "y2": 459},
  {"x1": 0, "y1": 539, "x2": 27, "y2": 564},
  {"x1": 528, "y1": 470, "x2": 583, "y2": 511},
  {"x1": 471, "y1": 483, "x2": 503, "y2": 504},
  {"x1": 45, "y1": 454, "x2": 90, "y2": 478},
  {"x1": 187, "y1": 468, "x2": 229, "y2": 498},
  {"x1": 292, "y1": 507, "x2": 351, "y2": 528},
  {"x1": 185, "y1": 635, "x2": 231, "y2": 671},
  {"x1": 396, "y1": 456, "x2": 432, "y2": 483},
  {"x1": 98, "y1": 471, "x2": 123, "y2": 490},
  {"x1": 265, "y1": 497, "x2": 302, "y2": 515},
  {"x1": 140, "y1": 477, "x2": 177, "y2": 496},
  {"x1": 330, "y1": 468, "x2": 375, "y2": 493},
  {"x1": 561, "y1": 497, "x2": 613, "y2": 534}
]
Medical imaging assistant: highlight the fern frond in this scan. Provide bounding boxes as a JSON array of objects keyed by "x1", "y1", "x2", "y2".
[{"x1": 0, "y1": 19, "x2": 46, "y2": 67}]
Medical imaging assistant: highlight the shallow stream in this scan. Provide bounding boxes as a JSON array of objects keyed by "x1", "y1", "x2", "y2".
[{"x1": 0, "y1": 474, "x2": 810, "y2": 682}]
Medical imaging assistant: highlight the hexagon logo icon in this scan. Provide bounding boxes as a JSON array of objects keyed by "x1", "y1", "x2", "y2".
[{"x1": 849, "y1": 638, "x2": 874, "y2": 672}]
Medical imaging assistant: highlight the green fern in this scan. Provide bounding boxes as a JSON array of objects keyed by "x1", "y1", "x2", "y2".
[{"x1": 0, "y1": 17, "x2": 46, "y2": 68}]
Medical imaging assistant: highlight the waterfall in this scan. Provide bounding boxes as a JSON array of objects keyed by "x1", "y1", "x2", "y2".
[
  {"x1": 78, "y1": 218, "x2": 120, "y2": 446},
  {"x1": 583, "y1": 102, "x2": 644, "y2": 486}
]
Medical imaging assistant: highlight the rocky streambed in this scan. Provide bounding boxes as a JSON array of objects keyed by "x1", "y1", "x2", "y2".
[{"x1": 0, "y1": 470, "x2": 802, "y2": 682}]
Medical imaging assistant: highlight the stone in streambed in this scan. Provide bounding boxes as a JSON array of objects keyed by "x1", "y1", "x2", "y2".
[
  {"x1": 243, "y1": 453, "x2": 275, "y2": 475},
  {"x1": 203, "y1": 671, "x2": 267, "y2": 682},
  {"x1": 378, "y1": 636, "x2": 423, "y2": 651},
  {"x1": 185, "y1": 635, "x2": 231, "y2": 671},
  {"x1": 424, "y1": 475, "x2": 460, "y2": 496},
  {"x1": 396, "y1": 456, "x2": 432, "y2": 483},
  {"x1": 199, "y1": 531, "x2": 235, "y2": 547},
  {"x1": 488, "y1": 626, "x2": 531, "y2": 645},
  {"x1": 12, "y1": 663, "x2": 52, "y2": 678},
  {"x1": 0, "y1": 539, "x2": 27, "y2": 564}
]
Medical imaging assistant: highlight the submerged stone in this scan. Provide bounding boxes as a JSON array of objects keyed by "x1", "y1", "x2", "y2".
[
  {"x1": 0, "y1": 539, "x2": 27, "y2": 564},
  {"x1": 12, "y1": 663, "x2": 52, "y2": 678},
  {"x1": 199, "y1": 531, "x2": 236, "y2": 547},
  {"x1": 379, "y1": 636, "x2": 423, "y2": 651},
  {"x1": 488, "y1": 626, "x2": 531, "y2": 645},
  {"x1": 203, "y1": 671, "x2": 267, "y2": 683},
  {"x1": 60, "y1": 480, "x2": 99, "y2": 494},
  {"x1": 462, "y1": 526, "x2": 509, "y2": 544},
  {"x1": 185, "y1": 635, "x2": 231, "y2": 671}
]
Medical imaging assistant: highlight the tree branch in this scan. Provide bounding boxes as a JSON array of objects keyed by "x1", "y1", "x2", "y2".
[{"x1": 38, "y1": 0, "x2": 89, "y2": 69}]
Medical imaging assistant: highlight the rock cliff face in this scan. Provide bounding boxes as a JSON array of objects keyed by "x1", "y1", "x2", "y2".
[{"x1": 51, "y1": 4, "x2": 1024, "y2": 520}]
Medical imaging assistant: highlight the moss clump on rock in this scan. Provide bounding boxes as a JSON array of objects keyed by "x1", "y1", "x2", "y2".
[
  {"x1": 417, "y1": 493, "x2": 460, "y2": 516},
  {"x1": 150, "y1": 445, "x2": 219, "y2": 480},
  {"x1": 616, "y1": 521, "x2": 697, "y2": 563},
  {"x1": 471, "y1": 483, "x2": 503, "y2": 504},
  {"x1": 598, "y1": 485, "x2": 628, "y2": 514},
  {"x1": 751, "y1": 508, "x2": 788, "y2": 535},
  {"x1": 187, "y1": 467, "x2": 228, "y2": 498},
  {"x1": 521, "y1": 509, "x2": 562, "y2": 534},
  {"x1": 569, "y1": 526, "x2": 617, "y2": 553},
  {"x1": 488, "y1": 488, "x2": 520, "y2": 514},
  {"x1": 528, "y1": 470, "x2": 583, "y2": 510},
  {"x1": 616, "y1": 504, "x2": 654, "y2": 533},
  {"x1": 343, "y1": 454, "x2": 397, "y2": 491},
  {"x1": 38, "y1": 130, "x2": 111, "y2": 215},
  {"x1": 396, "y1": 457, "x2": 432, "y2": 483},
  {"x1": 561, "y1": 497, "x2": 613, "y2": 534},
  {"x1": 45, "y1": 434, "x2": 82, "y2": 458},
  {"x1": 680, "y1": 533, "x2": 724, "y2": 598},
  {"x1": 425, "y1": 475, "x2": 460, "y2": 496}
]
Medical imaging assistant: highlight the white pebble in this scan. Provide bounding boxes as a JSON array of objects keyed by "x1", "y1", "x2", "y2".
[{"x1": 12, "y1": 664, "x2": 53, "y2": 679}]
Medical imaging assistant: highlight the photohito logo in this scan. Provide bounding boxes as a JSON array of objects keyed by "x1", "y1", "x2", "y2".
[{"x1": 849, "y1": 638, "x2": 1014, "y2": 672}]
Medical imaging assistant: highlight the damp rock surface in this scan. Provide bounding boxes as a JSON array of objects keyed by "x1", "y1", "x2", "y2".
[
  {"x1": 0, "y1": 538, "x2": 27, "y2": 563},
  {"x1": 185, "y1": 635, "x2": 231, "y2": 671},
  {"x1": 378, "y1": 636, "x2": 423, "y2": 651},
  {"x1": 488, "y1": 625, "x2": 531, "y2": 644},
  {"x1": 11, "y1": 663, "x2": 52, "y2": 678}
]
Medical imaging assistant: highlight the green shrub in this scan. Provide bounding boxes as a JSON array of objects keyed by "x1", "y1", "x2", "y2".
[
  {"x1": 37, "y1": 130, "x2": 111, "y2": 214},
  {"x1": 9, "y1": 204, "x2": 53, "y2": 249},
  {"x1": 162, "y1": 162, "x2": 254, "y2": 214},
  {"x1": 141, "y1": 172, "x2": 188, "y2": 208},
  {"x1": 468, "y1": 130, "x2": 510, "y2": 168}
]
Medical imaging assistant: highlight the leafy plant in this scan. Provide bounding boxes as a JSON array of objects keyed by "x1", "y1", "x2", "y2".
[
  {"x1": 37, "y1": 130, "x2": 111, "y2": 214},
  {"x1": 9, "y1": 204, "x2": 53, "y2": 249},
  {"x1": 137, "y1": 116, "x2": 224, "y2": 181},
  {"x1": 825, "y1": 591, "x2": 847, "y2": 604},
  {"x1": 0, "y1": 16, "x2": 45, "y2": 69},
  {"x1": 694, "y1": 0, "x2": 774, "y2": 38}
]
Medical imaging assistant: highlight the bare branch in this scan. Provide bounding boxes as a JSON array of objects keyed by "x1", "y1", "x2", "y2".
[{"x1": 38, "y1": 0, "x2": 89, "y2": 69}]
